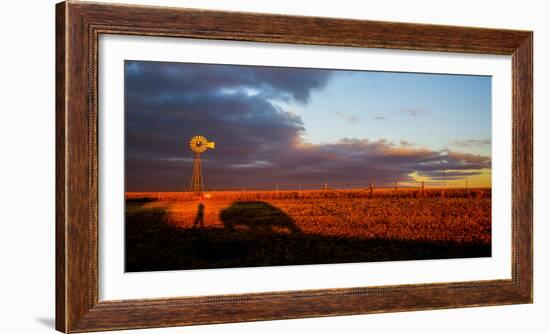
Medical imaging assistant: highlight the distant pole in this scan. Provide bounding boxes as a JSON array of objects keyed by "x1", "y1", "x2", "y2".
[
  {"x1": 369, "y1": 182, "x2": 374, "y2": 196},
  {"x1": 465, "y1": 177, "x2": 468, "y2": 189},
  {"x1": 395, "y1": 181, "x2": 399, "y2": 192},
  {"x1": 422, "y1": 181, "x2": 430, "y2": 197},
  {"x1": 276, "y1": 184, "x2": 279, "y2": 195},
  {"x1": 442, "y1": 169, "x2": 446, "y2": 198}
]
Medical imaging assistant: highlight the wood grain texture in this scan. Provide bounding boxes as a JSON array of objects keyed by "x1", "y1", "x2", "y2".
[
  {"x1": 511, "y1": 34, "x2": 533, "y2": 301},
  {"x1": 55, "y1": 1, "x2": 533, "y2": 332},
  {"x1": 55, "y1": 2, "x2": 67, "y2": 332}
]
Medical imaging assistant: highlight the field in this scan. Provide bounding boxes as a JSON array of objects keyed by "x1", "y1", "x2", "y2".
[{"x1": 125, "y1": 188, "x2": 491, "y2": 272}]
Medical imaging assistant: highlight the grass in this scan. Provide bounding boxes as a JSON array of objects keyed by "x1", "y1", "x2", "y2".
[{"x1": 125, "y1": 188, "x2": 491, "y2": 272}]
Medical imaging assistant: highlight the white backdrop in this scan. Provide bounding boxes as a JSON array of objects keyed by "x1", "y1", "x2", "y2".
[
  {"x1": 100, "y1": 35, "x2": 511, "y2": 300},
  {"x1": 0, "y1": 0, "x2": 546, "y2": 333}
]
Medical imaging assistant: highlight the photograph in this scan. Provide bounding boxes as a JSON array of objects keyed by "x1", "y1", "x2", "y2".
[{"x1": 124, "y1": 60, "x2": 492, "y2": 272}]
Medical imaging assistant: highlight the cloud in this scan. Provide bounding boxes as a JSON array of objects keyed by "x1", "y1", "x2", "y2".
[
  {"x1": 426, "y1": 170, "x2": 484, "y2": 181},
  {"x1": 124, "y1": 61, "x2": 490, "y2": 191},
  {"x1": 125, "y1": 60, "x2": 331, "y2": 105},
  {"x1": 451, "y1": 139, "x2": 491, "y2": 147},
  {"x1": 396, "y1": 107, "x2": 428, "y2": 117},
  {"x1": 332, "y1": 111, "x2": 360, "y2": 124}
]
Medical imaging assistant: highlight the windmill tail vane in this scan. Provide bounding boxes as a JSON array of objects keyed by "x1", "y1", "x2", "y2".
[{"x1": 189, "y1": 135, "x2": 215, "y2": 193}]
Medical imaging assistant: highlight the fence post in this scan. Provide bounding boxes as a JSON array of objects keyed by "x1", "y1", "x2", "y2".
[
  {"x1": 369, "y1": 182, "x2": 374, "y2": 196},
  {"x1": 442, "y1": 169, "x2": 446, "y2": 198}
]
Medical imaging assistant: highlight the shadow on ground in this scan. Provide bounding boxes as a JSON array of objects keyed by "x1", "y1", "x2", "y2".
[
  {"x1": 125, "y1": 201, "x2": 491, "y2": 272},
  {"x1": 220, "y1": 201, "x2": 302, "y2": 234}
]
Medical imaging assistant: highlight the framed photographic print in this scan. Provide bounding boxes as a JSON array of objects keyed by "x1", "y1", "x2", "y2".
[{"x1": 56, "y1": 1, "x2": 532, "y2": 332}]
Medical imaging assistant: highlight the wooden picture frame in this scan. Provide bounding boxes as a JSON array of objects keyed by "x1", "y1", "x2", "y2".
[{"x1": 56, "y1": 1, "x2": 532, "y2": 332}]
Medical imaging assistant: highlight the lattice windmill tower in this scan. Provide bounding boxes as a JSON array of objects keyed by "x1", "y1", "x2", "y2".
[{"x1": 188, "y1": 135, "x2": 215, "y2": 193}]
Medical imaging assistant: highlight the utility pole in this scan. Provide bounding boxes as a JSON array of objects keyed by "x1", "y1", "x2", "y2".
[{"x1": 442, "y1": 169, "x2": 446, "y2": 198}]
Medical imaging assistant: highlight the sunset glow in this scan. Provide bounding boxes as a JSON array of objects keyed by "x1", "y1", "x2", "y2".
[{"x1": 125, "y1": 61, "x2": 491, "y2": 191}]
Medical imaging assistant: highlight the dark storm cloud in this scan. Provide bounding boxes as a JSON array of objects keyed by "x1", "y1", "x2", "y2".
[
  {"x1": 124, "y1": 61, "x2": 490, "y2": 191},
  {"x1": 125, "y1": 61, "x2": 330, "y2": 104}
]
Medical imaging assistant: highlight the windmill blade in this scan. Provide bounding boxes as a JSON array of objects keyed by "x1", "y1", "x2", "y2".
[{"x1": 189, "y1": 135, "x2": 210, "y2": 153}]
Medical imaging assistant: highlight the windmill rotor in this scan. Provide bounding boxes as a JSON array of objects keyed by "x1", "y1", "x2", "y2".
[{"x1": 189, "y1": 135, "x2": 215, "y2": 153}]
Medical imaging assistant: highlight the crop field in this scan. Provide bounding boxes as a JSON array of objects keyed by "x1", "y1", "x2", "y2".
[{"x1": 125, "y1": 188, "x2": 491, "y2": 272}]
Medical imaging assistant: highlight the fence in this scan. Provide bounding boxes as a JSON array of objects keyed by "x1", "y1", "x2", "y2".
[
  {"x1": 200, "y1": 179, "x2": 474, "y2": 193},
  {"x1": 136, "y1": 179, "x2": 490, "y2": 202}
]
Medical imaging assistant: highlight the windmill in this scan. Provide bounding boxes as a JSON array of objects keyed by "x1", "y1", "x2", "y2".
[{"x1": 188, "y1": 135, "x2": 215, "y2": 193}]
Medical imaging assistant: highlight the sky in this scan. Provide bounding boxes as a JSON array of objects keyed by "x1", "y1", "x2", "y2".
[{"x1": 124, "y1": 60, "x2": 491, "y2": 191}]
